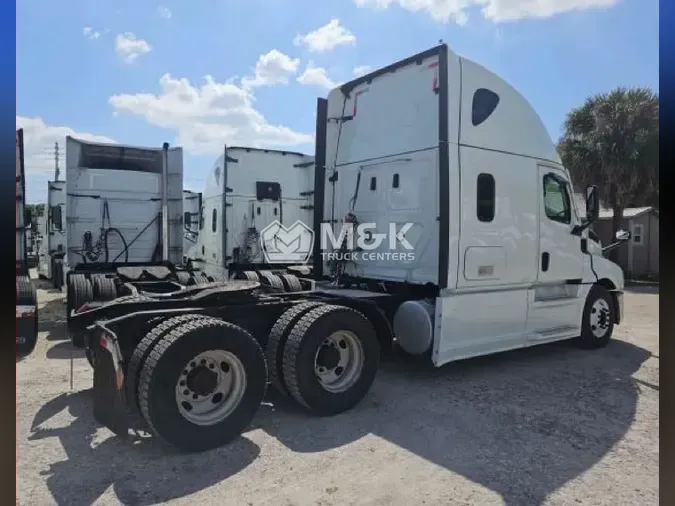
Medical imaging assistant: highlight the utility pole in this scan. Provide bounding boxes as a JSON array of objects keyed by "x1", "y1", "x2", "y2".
[{"x1": 54, "y1": 142, "x2": 60, "y2": 181}]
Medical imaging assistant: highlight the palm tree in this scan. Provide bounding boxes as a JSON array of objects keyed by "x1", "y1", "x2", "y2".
[{"x1": 557, "y1": 87, "x2": 659, "y2": 261}]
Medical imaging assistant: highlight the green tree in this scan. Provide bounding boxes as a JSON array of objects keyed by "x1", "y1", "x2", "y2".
[
  {"x1": 557, "y1": 87, "x2": 659, "y2": 259},
  {"x1": 25, "y1": 203, "x2": 45, "y2": 218}
]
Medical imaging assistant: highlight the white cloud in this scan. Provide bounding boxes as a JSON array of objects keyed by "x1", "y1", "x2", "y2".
[
  {"x1": 297, "y1": 62, "x2": 338, "y2": 90},
  {"x1": 115, "y1": 32, "x2": 152, "y2": 64},
  {"x1": 109, "y1": 73, "x2": 313, "y2": 155},
  {"x1": 353, "y1": 65, "x2": 374, "y2": 77},
  {"x1": 241, "y1": 49, "x2": 301, "y2": 89},
  {"x1": 83, "y1": 26, "x2": 101, "y2": 40},
  {"x1": 157, "y1": 5, "x2": 172, "y2": 19},
  {"x1": 352, "y1": 0, "x2": 619, "y2": 23},
  {"x1": 17, "y1": 116, "x2": 115, "y2": 202},
  {"x1": 293, "y1": 19, "x2": 356, "y2": 52},
  {"x1": 16, "y1": 115, "x2": 115, "y2": 178}
]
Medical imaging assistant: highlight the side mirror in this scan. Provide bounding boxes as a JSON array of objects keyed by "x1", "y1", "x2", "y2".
[
  {"x1": 184, "y1": 211, "x2": 192, "y2": 228},
  {"x1": 51, "y1": 206, "x2": 63, "y2": 231},
  {"x1": 24, "y1": 209, "x2": 32, "y2": 227},
  {"x1": 616, "y1": 230, "x2": 630, "y2": 241},
  {"x1": 585, "y1": 185, "x2": 599, "y2": 223}
]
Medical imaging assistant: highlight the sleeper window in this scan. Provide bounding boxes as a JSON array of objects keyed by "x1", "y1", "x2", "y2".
[
  {"x1": 211, "y1": 208, "x2": 217, "y2": 233},
  {"x1": 543, "y1": 175, "x2": 571, "y2": 224},
  {"x1": 472, "y1": 89, "x2": 500, "y2": 126},
  {"x1": 476, "y1": 173, "x2": 495, "y2": 222}
]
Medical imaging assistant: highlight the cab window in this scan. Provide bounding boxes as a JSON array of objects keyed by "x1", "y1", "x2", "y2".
[{"x1": 543, "y1": 174, "x2": 571, "y2": 224}]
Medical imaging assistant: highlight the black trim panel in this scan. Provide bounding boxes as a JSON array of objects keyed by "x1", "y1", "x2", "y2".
[
  {"x1": 437, "y1": 45, "x2": 450, "y2": 289},
  {"x1": 340, "y1": 44, "x2": 447, "y2": 97},
  {"x1": 312, "y1": 98, "x2": 328, "y2": 278}
]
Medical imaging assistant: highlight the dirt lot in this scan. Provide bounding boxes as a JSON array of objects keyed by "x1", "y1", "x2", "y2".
[{"x1": 17, "y1": 278, "x2": 659, "y2": 506}]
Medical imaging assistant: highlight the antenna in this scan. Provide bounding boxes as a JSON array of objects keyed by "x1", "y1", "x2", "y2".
[{"x1": 54, "y1": 142, "x2": 60, "y2": 181}]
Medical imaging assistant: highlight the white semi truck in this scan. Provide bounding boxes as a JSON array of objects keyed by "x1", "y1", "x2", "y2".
[
  {"x1": 70, "y1": 44, "x2": 627, "y2": 452},
  {"x1": 63, "y1": 137, "x2": 199, "y2": 350},
  {"x1": 182, "y1": 189, "x2": 201, "y2": 263},
  {"x1": 188, "y1": 146, "x2": 315, "y2": 281},
  {"x1": 16, "y1": 129, "x2": 39, "y2": 359},
  {"x1": 37, "y1": 180, "x2": 67, "y2": 288}
]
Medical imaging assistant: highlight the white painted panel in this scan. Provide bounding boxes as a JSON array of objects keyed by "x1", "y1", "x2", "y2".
[{"x1": 432, "y1": 289, "x2": 529, "y2": 366}]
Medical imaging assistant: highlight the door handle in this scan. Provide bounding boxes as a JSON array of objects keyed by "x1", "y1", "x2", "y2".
[{"x1": 541, "y1": 252, "x2": 550, "y2": 272}]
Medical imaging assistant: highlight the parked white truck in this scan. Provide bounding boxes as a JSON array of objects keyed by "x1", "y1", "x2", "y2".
[
  {"x1": 71, "y1": 44, "x2": 627, "y2": 452},
  {"x1": 189, "y1": 146, "x2": 315, "y2": 281},
  {"x1": 63, "y1": 137, "x2": 201, "y2": 350},
  {"x1": 37, "y1": 180, "x2": 67, "y2": 288},
  {"x1": 182, "y1": 190, "x2": 201, "y2": 263},
  {"x1": 16, "y1": 129, "x2": 39, "y2": 359}
]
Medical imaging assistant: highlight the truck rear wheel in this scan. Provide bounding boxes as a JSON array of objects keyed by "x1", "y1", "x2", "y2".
[
  {"x1": 17, "y1": 276, "x2": 38, "y2": 358},
  {"x1": 266, "y1": 302, "x2": 324, "y2": 396},
  {"x1": 175, "y1": 271, "x2": 191, "y2": 286},
  {"x1": 68, "y1": 276, "x2": 93, "y2": 348},
  {"x1": 259, "y1": 272, "x2": 284, "y2": 291},
  {"x1": 188, "y1": 274, "x2": 208, "y2": 286},
  {"x1": 92, "y1": 276, "x2": 117, "y2": 301},
  {"x1": 280, "y1": 274, "x2": 303, "y2": 292},
  {"x1": 238, "y1": 271, "x2": 260, "y2": 282},
  {"x1": 127, "y1": 314, "x2": 209, "y2": 416},
  {"x1": 282, "y1": 305, "x2": 380, "y2": 416},
  {"x1": 138, "y1": 317, "x2": 267, "y2": 452}
]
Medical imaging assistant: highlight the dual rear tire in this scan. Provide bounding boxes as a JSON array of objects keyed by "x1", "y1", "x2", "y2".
[
  {"x1": 125, "y1": 303, "x2": 380, "y2": 451},
  {"x1": 265, "y1": 303, "x2": 381, "y2": 416},
  {"x1": 128, "y1": 315, "x2": 267, "y2": 452}
]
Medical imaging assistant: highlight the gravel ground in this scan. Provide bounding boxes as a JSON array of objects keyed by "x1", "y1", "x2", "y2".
[{"x1": 17, "y1": 277, "x2": 659, "y2": 506}]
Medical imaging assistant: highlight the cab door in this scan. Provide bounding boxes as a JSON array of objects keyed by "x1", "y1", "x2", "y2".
[
  {"x1": 528, "y1": 165, "x2": 585, "y2": 336},
  {"x1": 537, "y1": 166, "x2": 584, "y2": 283}
]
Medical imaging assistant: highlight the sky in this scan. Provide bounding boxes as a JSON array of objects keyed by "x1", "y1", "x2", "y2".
[{"x1": 17, "y1": 0, "x2": 659, "y2": 203}]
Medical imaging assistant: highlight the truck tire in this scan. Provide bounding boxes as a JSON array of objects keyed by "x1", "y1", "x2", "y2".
[
  {"x1": 188, "y1": 275, "x2": 208, "y2": 286},
  {"x1": 92, "y1": 276, "x2": 117, "y2": 302},
  {"x1": 17, "y1": 275, "x2": 36, "y2": 304},
  {"x1": 576, "y1": 284, "x2": 615, "y2": 349},
  {"x1": 282, "y1": 305, "x2": 380, "y2": 416},
  {"x1": 138, "y1": 317, "x2": 267, "y2": 452},
  {"x1": 126, "y1": 314, "x2": 210, "y2": 416},
  {"x1": 266, "y1": 302, "x2": 324, "y2": 396},
  {"x1": 259, "y1": 273, "x2": 284, "y2": 291},
  {"x1": 66, "y1": 274, "x2": 86, "y2": 316},
  {"x1": 280, "y1": 274, "x2": 303, "y2": 292},
  {"x1": 68, "y1": 276, "x2": 93, "y2": 348},
  {"x1": 175, "y1": 271, "x2": 191, "y2": 286},
  {"x1": 241, "y1": 271, "x2": 260, "y2": 282},
  {"x1": 17, "y1": 276, "x2": 38, "y2": 358}
]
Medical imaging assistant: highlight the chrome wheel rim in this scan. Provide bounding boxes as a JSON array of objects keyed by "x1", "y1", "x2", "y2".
[
  {"x1": 175, "y1": 350, "x2": 247, "y2": 426},
  {"x1": 589, "y1": 298, "x2": 611, "y2": 338},
  {"x1": 313, "y1": 331, "x2": 364, "y2": 393}
]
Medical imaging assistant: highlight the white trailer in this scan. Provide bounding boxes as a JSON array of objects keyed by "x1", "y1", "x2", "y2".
[
  {"x1": 37, "y1": 180, "x2": 67, "y2": 288},
  {"x1": 74, "y1": 44, "x2": 628, "y2": 453},
  {"x1": 16, "y1": 128, "x2": 38, "y2": 359},
  {"x1": 190, "y1": 146, "x2": 315, "y2": 279},
  {"x1": 182, "y1": 189, "x2": 201, "y2": 263}
]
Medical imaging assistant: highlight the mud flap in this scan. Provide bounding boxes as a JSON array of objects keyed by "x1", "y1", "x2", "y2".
[{"x1": 92, "y1": 333, "x2": 131, "y2": 438}]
